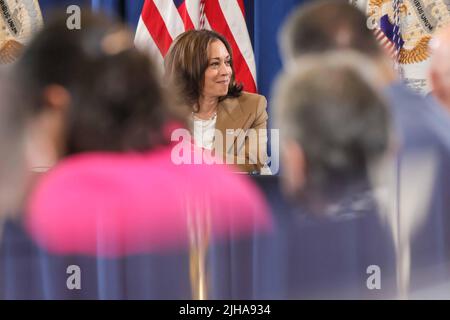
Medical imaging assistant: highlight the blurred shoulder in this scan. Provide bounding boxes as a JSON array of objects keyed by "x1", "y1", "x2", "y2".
[
  {"x1": 236, "y1": 91, "x2": 267, "y2": 114},
  {"x1": 238, "y1": 91, "x2": 267, "y2": 106}
]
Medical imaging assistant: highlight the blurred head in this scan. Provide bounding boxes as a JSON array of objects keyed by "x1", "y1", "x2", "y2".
[
  {"x1": 164, "y1": 29, "x2": 242, "y2": 111},
  {"x1": 0, "y1": 68, "x2": 29, "y2": 216},
  {"x1": 429, "y1": 26, "x2": 450, "y2": 110},
  {"x1": 280, "y1": 0, "x2": 388, "y2": 67},
  {"x1": 273, "y1": 53, "x2": 390, "y2": 201},
  {"x1": 16, "y1": 11, "x2": 170, "y2": 155}
]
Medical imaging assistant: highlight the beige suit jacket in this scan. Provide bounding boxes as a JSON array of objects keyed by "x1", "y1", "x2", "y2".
[{"x1": 213, "y1": 91, "x2": 268, "y2": 173}]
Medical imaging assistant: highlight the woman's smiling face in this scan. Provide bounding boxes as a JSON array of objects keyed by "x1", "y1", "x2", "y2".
[{"x1": 202, "y1": 39, "x2": 232, "y2": 98}]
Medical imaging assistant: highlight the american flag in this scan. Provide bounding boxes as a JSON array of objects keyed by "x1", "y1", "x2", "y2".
[
  {"x1": 134, "y1": 0, "x2": 257, "y2": 93},
  {"x1": 372, "y1": 0, "x2": 404, "y2": 63}
]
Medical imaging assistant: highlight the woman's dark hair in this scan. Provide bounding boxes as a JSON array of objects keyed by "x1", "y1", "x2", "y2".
[
  {"x1": 16, "y1": 11, "x2": 170, "y2": 154},
  {"x1": 164, "y1": 29, "x2": 242, "y2": 111}
]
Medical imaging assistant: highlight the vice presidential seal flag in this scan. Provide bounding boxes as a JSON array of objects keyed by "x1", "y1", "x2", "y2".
[
  {"x1": 134, "y1": 0, "x2": 257, "y2": 93},
  {"x1": 352, "y1": 0, "x2": 450, "y2": 94},
  {"x1": 0, "y1": 0, "x2": 43, "y2": 64}
]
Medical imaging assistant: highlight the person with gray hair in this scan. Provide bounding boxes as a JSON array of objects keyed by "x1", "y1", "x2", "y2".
[
  {"x1": 249, "y1": 55, "x2": 398, "y2": 299},
  {"x1": 273, "y1": 55, "x2": 390, "y2": 210},
  {"x1": 277, "y1": 0, "x2": 450, "y2": 297}
]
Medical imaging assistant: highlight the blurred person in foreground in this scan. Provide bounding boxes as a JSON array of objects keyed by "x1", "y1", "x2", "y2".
[
  {"x1": 250, "y1": 54, "x2": 397, "y2": 299},
  {"x1": 278, "y1": 0, "x2": 450, "y2": 297},
  {"x1": 164, "y1": 30, "x2": 269, "y2": 174},
  {"x1": 1, "y1": 12, "x2": 271, "y2": 299}
]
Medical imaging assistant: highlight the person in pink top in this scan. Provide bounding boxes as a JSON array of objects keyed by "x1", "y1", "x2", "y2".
[
  {"x1": 27, "y1": 146, "x2": 270, "y2": 257},
  {"x1": 1, "y1": 12, "x2": 271, "y2": 299}
]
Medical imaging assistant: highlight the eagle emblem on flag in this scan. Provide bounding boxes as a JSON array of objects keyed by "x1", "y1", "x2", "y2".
[
  {"x1": 0, "y1": 0, "x2": 43, "y2": 64},
  {"x1": 353, "y1": 0, "x2": 450, "y2": 93},
  {"x1": 366, "y1": 0, "x2": 450, "y2": 64}
]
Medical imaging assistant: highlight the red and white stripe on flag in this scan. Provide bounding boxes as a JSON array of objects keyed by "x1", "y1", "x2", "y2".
[
  {"x1": 134, "y1": 0, "x2": 257, "y2": 93},
  {"x1": 373, "y1": 28, "x2": 397, "y2": 60}
]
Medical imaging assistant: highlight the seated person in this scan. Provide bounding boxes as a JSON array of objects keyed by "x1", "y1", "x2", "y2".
[{"x1": 164, "y1": 30, "x2": 269, "y2": 174}]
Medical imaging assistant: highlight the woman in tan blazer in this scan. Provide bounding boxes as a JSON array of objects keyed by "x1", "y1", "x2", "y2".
[{"x1": 165, "y1": 29, "x2": 268, "y2": 174}]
